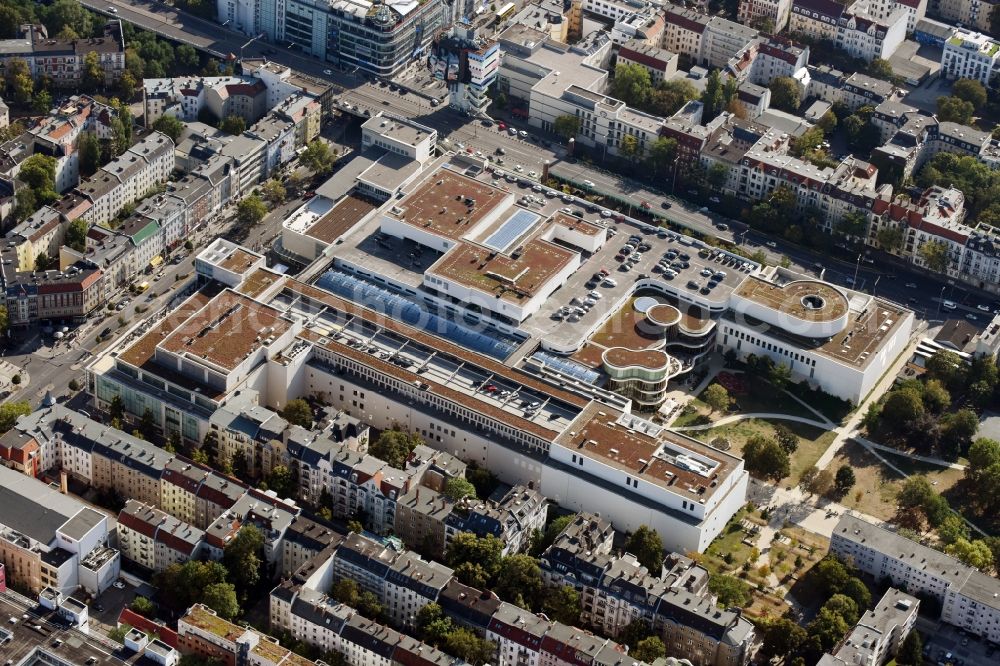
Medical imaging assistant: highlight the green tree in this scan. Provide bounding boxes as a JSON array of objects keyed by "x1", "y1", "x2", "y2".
[
  {"x1": 768, "y1": 77, "x2": 800, "y2": 112},
  {"x1": 416, "y1": 603, "x2": 453, "y2": 645},
  {"x1": 940, "y1": 408, "x2": 978, "y2": 456},
  {"x1": 301, "y1": 140, "x2": 335, "y2": 175},
  {"x1": 705, "y1": 162, "x2": 729, "y2": 189},
  {"x1": 176, "y1": 44, "x2": 200, "y2": 70},
  {"x1": 610, "y1": 63, "x2": 653, "y2": 108},
  {"x1": 267, "y1": 465, "x2": 296, "y2": 498},
  {"x1": 152, "y1": 115, "x2": 185, "y2": 143},
  {"x1": 876, "y1": 225, "x2": 904, "y2": 252},
  {"x1": 937, "y1": 95, "x2": 975, "y2": 125},
  {"x1": 945, "y1": 538, "x2": 993, "y2": 570},
  {"x1": 823, "y1": 593, "x2": 860, "y2": 625},
  {"x1": 444, "y1": 477, "x2": 477, "y2": 501},
  {"x1": 952, "y1": 78, "x2": 988, "y2": 108},
  {"x1": 742, "y1": 434, "x2": 790, "y2": 481},
  {"x1": 332, "y1": 578, "x2": 360, "y2": 606},
  {"x1": 880, "y1": 388, "x2": 925, "y2": 432},
  {"x1": 537, "y1": 514, "x2": 574, "y2": 553},
  {"x1": 79, "y1": 132, "x2": 102, "y2": 178},
  {"x1": 925, "y1": 350, "x2": 965, "y2": 390},
  {"x1": 707, "y1": 573, "x2": 752, "y2": 607},
  {"x1": 834, "y1": 465, "x2": 856, "y2": 496},
  {"x1": 0, "y1": 401, "x2": 31, "y2": 433},
  {"x1": 131, "y1": 595, "x2": 155, "y2": 616},
  {"x1": 807, "y1": 606, "x2": 851, "y2": 652},
  {"x1": 202, "y1": 582, "x2": 239, "y2": 619},
  {"x1": 20, "y1": 153, "x2": 58, "y2": 200},
  {"x1": 624, "y1": 525, "x2": 664, "y2": 572},
  {"x1": 263, "y1": 179, "x2": 286, "y2": 203},
  {"x1": 867, "y1": 58, "x2": 897, "y2": 82},
  {"x1": 702, "y1": 383, "x2": 731, "y2": 414},
  {"x1": 918, "y1": 239, "x2": 951, "y2": 272},
  {"x1": 773, "y1": 423, "x2": 798, "y2": 454},
  {"x1": 619, "y1": 134, "x2": 641, "y2": 162},
  {"x1": 817, "y1": 110, "x2": 838, "y2": 134},
  {"x1": 757, "y1": 617, "x2": 808, "y2": 661},
  {"x1": 34, "y1": 252, "x2": 53, "y2": 272},
  {"x1": 541, "y1": 585, "x2": 580, "y2": 624},
  {"x1": 494, "y1": 554, "x2": 543, "y2": 608},
  {"x1": 4, "y1": 57, "x2": 32, "y2": 105},
  {"x1": 47, "y1": 0, "x2": 94, "y2": 39},
  {"x1": 897, "y1": 631, "x2": 923, "y2": 666},
  {"x1": 370, "y1": 427, "x2": 423, "y2": 468},
  {"x1": 645, "y1": 137, "x2": 678, "y2": 179},
  {"x1": 446, "y1": 532, "x2": 503, "y2": 583},
  {"x1": 82, "y1": 51, "x2": 104, "y2": 92},
  {"x1": 700, "y1": 69, "x2": 723, "y2": 121},
  {"x1": 358, "y1": 591, "x2": 383, "y2": 619},
  {"x1": 650, "y1": 79, "x2": 698, "y2": 117},
  {"x1": 237, "y1": 194, "x2": 267, "y2": 227},
  {"x1": 921, "y1": 379, "x2": 951, "y2": 413},
  {"x1": 553, "y1": 114, "x2": 580, "y2": 141},
  {"x1": 444, "y1": 628, "x2": 495, "y2": 666},
  {"x1": 65, "y1": 218, "x2": 89, "y2": 253},
  {"x1": 222, "y1": 524, "x2": 264, "y2": 597},
  {"x1": 631, "y1": 637, "x2": 666, "y2": 663},
  {"x1": 767, "y1": 362, "x2": 792, "y2": 390},
  {"x1": 219, "y1": 114, "x2": 246, "y2": 135},
  {"x1": 281, "y1": 398, "x2": 313, "y2": 428},
  {"x1": 841, "y1": 577, "x2": 871, "y2": 610},
  {"x1": 790, "y1": 126, "x2": 825, "y2": 158}
]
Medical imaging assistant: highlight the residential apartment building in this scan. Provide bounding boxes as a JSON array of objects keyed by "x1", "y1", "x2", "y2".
[
  {"x1": 331, "y1": 532, "x2": 453, "y2": 629},
  {"x1": 661, "y1": 8, "x2": 760, "y2": 70},
  {"x1": 0, "y1": 464, "x2": 117, "y2": 596},
  {"x1": 818, "y1": 588, "x2": 919, "y2": 666},
  {"x1": 0, "y1": 22, "x2": 125, "y2": 87},
  {"x1": 76, "y1": 131, "x2": 175, "y2": 226},
  {"x1": 143, "y1": 76, "x2": 269, "y2": 126},
  {"x1": 539, "y1": 514, "x2": 752, "y2": 666},
  {"x1": 617, "y1": 39, "x2": 679, "y2": 85},
  {"x1": 748, "y1": 39, "x2": 810, "y2": 88},
  {"x1": 931, "y1": 0, "x2": 996, "y2": 34},
  {"x1": 790, "y1": 0, "x2": 907, "y2": 61},
  {"x1": 831, "y1": 514, "x2": 1000, "y2": 643},
  {"x1": 738, "y1": 0, "x2": 794, "y2": 32},
  {"x1": 0, "y1": 242, "x2": 105, "y2": 327},
  {"x1": 117, "y1": 500, "x2": 206, "y2": 573},
  {"x1": 941, "y1": 27, "x2": 1000, "y2": 88}
]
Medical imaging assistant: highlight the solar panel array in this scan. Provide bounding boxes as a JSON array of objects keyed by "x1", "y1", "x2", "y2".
[
  {"x1": 482, "y1": 209, "x2": 540, "y2": 252},
  {"x1": 316, "y1": 271, "x2": 519, "y2": 361}
]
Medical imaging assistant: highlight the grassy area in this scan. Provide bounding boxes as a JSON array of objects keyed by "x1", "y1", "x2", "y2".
[
  {"x1": 695, "y1": 419, "x2": 837, "y2": 483},
  {"x1": 726, "y1": 378, "x2": 821, "y2": 421},
  {"x1": 830, "y1": 441, "x2": 964, "y2": 522},
  {"x1": 700, "y1": 506, "x2": 763, "y2": 575}
]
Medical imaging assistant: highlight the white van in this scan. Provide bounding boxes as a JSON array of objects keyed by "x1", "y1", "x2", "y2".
[{"x1": 942, "y1": 300, "x2": 958, "y2": 311}]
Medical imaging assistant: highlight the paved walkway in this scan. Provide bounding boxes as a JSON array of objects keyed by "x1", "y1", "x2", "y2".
[
  {"x1": 854, "y1": 436, "x2": 967, "y2": 471},
  {"x1": 672, "y1": 412, "x2": 834, "y2": 432}
]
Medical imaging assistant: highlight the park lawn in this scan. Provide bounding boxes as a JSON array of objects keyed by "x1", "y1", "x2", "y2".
[
  {"x1": 696, "y1": 419, "x2": 836, "y2": 484},
  {"x1": 700, "y1": 507, "x2": 758, "y2": 574},
  {"x1": 830, "y1": 441, "x2": 964, "y2": 522},
  {"x1": 723, "y1": 378, "x2": 820, "y2": 421},
  {"x1": 670, "y1": 398, "x2": 712, "y2": 427}
]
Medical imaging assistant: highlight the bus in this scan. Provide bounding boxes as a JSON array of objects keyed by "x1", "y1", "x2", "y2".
[{"x1": 496, "y1": 2, "x2": 516, "y2": 23}]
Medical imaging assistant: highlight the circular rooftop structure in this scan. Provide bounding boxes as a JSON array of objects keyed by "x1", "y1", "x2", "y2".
[
  {"x1": 731, "y1": 278, "x2": 850, "y2": 338},
  {"x1": 646, "y1": 304, "x2": 682, "y2": 328},
  {"x1": 633, "y1": 296, "x2": 660, "y2": 314}
]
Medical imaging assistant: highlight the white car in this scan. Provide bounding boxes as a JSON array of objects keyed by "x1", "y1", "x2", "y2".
[
  {"x1": 942, "y1": 300, "x2": 958, "y2": 310},
  {"x1": 765, "y1": 241, "x2": 777, "y2": 248},
  {"x1": 323, "y1": 69, "x2": 333, "y2": 75},
  {"x1": 977, "y1": 304, "x2": 992, "y2": 312},
  {"x1": 514, "y1": 164, "x2": 523, "y2": 172},
  {"x1": 112, "y1": 581, "x2": 126, "y2": 590},
  {"x1": 600, "y1": 210, "x2": 612, "y2": 218},
  {"x1": 588, "y1": 290, "x2": 602, "y2": 300},
  {"x1": 528, "y1": 170, "x2": 538, "y2": 178},
  {"x1": 519, "y1": 130, "x2": 528, "y2": 138},
  {"x1": 107, "y1": 6, "x2": 118, "y2": 13},
  {"x1": 583, "y1": 180, "x2": 595, "y2": 188}
]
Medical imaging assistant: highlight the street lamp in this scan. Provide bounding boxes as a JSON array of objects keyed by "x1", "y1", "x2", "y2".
[
  {"x1": 935, "y1": 286, "x2": 947, "y2": 320},
  {"x1": 872, "y1": 275, "x2": 880, "y2": 297},
  {"x1": 851, "y1": 253, "x2": 862, "y2": 290}
]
